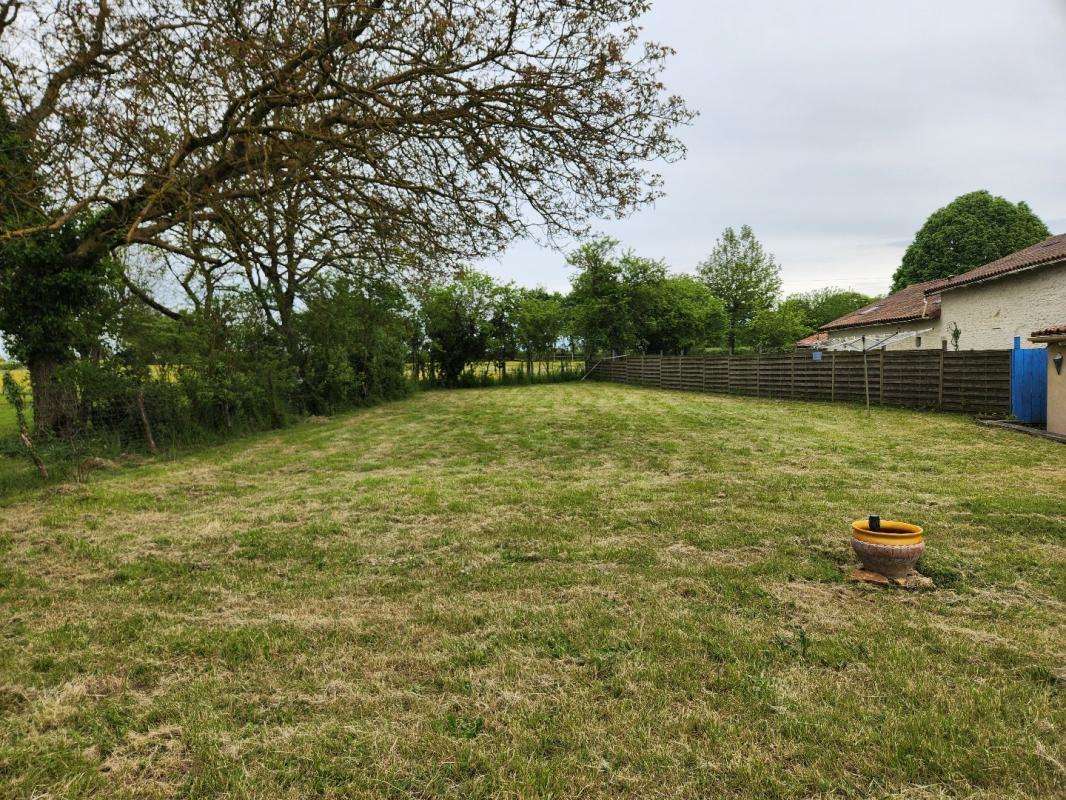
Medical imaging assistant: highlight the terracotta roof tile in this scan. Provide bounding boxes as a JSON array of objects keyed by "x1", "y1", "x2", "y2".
[
  {"x1": 795, "y1": 331, "x2": 828, "y2": 347},
  {"x1": 820, "y1": 279, "x2": 947, "y2": 331},
  {"x1": 1030, "y1": 324, "x2": 1066, "y2": 340},
  {"x1": 930, "y1": 233, "x2": 1066, "y2": 293}
]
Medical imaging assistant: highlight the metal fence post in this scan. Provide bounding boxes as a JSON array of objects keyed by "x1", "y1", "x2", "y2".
[{"x1": 862, "y1": 336, "x2": 870, "y2": 409}]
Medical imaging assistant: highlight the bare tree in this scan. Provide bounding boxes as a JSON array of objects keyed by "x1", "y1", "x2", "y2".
[{"x1": 1, "y1": 0, "x2": 691, "y2": 431}]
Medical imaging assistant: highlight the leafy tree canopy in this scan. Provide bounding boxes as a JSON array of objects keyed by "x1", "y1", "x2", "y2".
[
  {"x1": 422, "y1": 270, "x2": 499, "y2": 386},
  {"x1": 514, "y1": 289, "x2": 567, "y2": 367},
  {"x1": 640, "y1": 276, "x2": 725, "y2": 355},
  {"x1": 568, "y1": 238, "x2": 725, "y2": 355},
  {"x1": 742, "y1": 305, "x2": 811, "y2": 353},
  {"x1": 697, "y1": 226, "x2": 781, "y2": 353},
  {"x1": 566, "y1": 238, "x2": 634, "y2": 355},
  {"x1": 891, "y1": 190, "x2": 1049, "y2": 291},
  {"x1": 780, "y1": 287, "x2": 879, "y2": 331}
]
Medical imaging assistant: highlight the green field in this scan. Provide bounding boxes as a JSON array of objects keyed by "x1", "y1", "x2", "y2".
[{"x1": 1, "y1": 384, "x2": 1063, "y2": 798}]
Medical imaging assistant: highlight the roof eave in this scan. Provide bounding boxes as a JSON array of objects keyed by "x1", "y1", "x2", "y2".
[
  {"x1": 929, "y1": 256, "x2": 1066, "y2": 295},
  {"x1": 820, "y1": 314, "x2": 928, "y2": 333}
]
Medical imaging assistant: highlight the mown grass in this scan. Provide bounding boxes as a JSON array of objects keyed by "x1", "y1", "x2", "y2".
[{"x1": 0, "y1": 383, "x2": 1063, "y2": 799}]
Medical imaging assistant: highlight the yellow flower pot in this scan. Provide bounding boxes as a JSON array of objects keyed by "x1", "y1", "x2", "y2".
[
  {"x1": 850, "y1": 519, "x2": 924, "y2": 578},
  {"x1": 851, "y1": 519, "x2": 923, "y2": 546}
]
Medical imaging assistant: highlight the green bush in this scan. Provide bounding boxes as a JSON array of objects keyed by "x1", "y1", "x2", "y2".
[{"x1": 31, "y1": 277, "x2": 411, "y2": 455}]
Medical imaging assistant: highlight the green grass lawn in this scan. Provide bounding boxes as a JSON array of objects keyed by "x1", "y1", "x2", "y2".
[{"x1": 1, "y1": 384, "x2": 1063, "y2": 798}]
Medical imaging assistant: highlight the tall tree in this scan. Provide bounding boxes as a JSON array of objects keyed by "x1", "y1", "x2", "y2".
[
  {"x1": 488, "y1": 284, "x2": 520, "y2": 379},
  {"x1": 0, "y1": 0, "x2": 691, "y2": 432},
  {"x1": 891, "y1": 191, "x2": 1049, "y2": 291},
  {"x1": 697, "y1": 226, "x2": 781, "y2": 354},
  {"x1": 0, "y1": 107, "x2": 120, "y2": 433}
]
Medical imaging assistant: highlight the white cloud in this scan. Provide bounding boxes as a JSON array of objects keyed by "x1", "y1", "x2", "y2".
[{"x1": 480, "y1": 0, "x2": 1066, "y2": 297}]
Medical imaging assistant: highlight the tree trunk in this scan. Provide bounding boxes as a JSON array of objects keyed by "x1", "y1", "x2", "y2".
[
  {"x1": 28, "y1": 354, "x2": 78, "y2": 437},
  {"x1": 136, "y1": 388, "x2": 159, "y2": 454}
]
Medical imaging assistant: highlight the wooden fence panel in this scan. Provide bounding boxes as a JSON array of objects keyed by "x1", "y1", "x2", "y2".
[
  {"x1": 729, "y1": 357, "x2": 758, "y2": 396},
  {"x1": 587, "y1": 349, "x2": 1011, "y2": 415},
  {"x1": 705, "y1": 356, "x2": 729, "y2": 393},
  {"x1": 661, "y1": 356, "x2": 683, "y2": 390},
  {"x1": 882, "y1": 351, "x2": 939, "y2": 408},
  {"x1": 941, "y1": 350, "x2": 1011, "y2": 412},
  {"x1": 677, "y1": 357, "x2": 703, "y2": 392}
]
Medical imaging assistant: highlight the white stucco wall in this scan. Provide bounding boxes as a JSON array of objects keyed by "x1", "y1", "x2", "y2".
[
  {"x1": 938, "y1": 261, "x2": 1066, "y2": 350},
  {"x1": 1048, "y1": 343, "x2": 1066, "y2": 436},
  {"x1": 823, "y1": 319, "x2": 943, "y2": 351}
]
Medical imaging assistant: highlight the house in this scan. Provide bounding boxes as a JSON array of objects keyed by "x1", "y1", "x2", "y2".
[
  {"x1": 1029, "y1": 324, "x2": 1066, "y2": 436},
  {"x1": 817, "y1": 279, "x2": 946, "y2": 350},
  {"x1": 809, "y1": 234, "x2": 1066, "y2": 351},
  {"x1": 935, "y1": 234, "x2": 1066, "y2": 350}
]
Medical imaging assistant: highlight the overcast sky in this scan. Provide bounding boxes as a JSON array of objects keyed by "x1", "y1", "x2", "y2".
[{"x1": 480, "y1": 0, "x2": 1066, "y2": 297}]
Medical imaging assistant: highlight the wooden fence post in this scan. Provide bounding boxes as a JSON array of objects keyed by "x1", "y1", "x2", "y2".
[
  {"x1": 791, "y1": 351, "x2": 796, "y2": 399},
  {"x1": 938, "y1": 341, "x2": 946, "y2": 409},
  {"x1": 879, "y1": 349, "x2": 885, "y2": 405},
  {"x1": 831, "y1": 352, "x2": 836, "y2": 401}
]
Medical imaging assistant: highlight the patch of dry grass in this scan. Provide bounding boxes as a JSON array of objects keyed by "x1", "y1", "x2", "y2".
[{"x1": 0, "y1": 383, "x2": 1063, "y2": 798}]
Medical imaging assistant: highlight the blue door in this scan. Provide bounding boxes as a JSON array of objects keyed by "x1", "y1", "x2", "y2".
[{"x1": 1011, "y1": 337, "x2": 1047, "y2": 424}]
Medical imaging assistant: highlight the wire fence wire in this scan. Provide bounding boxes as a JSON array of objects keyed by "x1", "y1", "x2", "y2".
[{"x1": 0, "y1": 367, "x2": 306, "y2": 484}]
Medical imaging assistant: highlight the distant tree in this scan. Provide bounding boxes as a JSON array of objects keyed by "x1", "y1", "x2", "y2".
[
  {"x1": 642, "y1": 276, "x2": 726, "y2": 354},
  {"x1": 567, "y1": 239, "x2": 635, "y2": 356},
  {"x1": 618, "y1": 251, "x2": 669, "y2": 352},
  {"x1": 422, "y1": 271, "x2": 498, "y2": 386},
  {"x1": 891, "y1": 191, "x2": 1049, "y2": 291},
  {"x1": 488, "y1": 284, "x2": 521, "y2": 378},
  {"x1": 568, "y1": 239, "x2": 726, "y2": 355},
  {"x1": 780, "y1": 287, "x2": 879, "y2": 330},
  {"x1": 697, "y1": 226, "x2": 781, "y2": 354},
  {"x1": 514, "y1": 289, "x2": 566, "y2": 374},
  {"x1": 742, "y1": 305, "x2": 811, "y2": 353}
]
